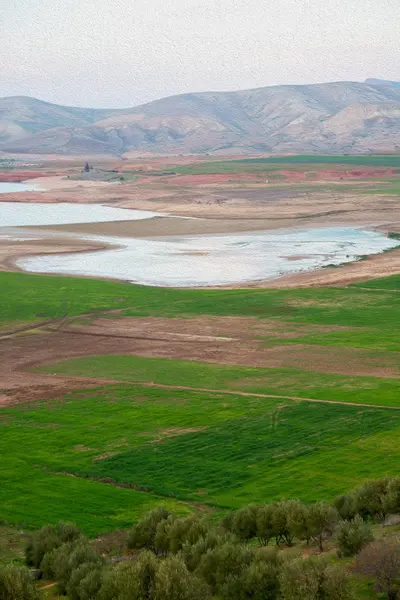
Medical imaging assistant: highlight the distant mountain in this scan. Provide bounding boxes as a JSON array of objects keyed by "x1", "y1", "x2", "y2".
[
  {"x1": 365, "y1": 78, "x2": 400, "y2": 87},
  {"x1": 0, "y1": 96, "x2": 118, "y2": 146},
  {"x1": 2, "y1": 80, "x2": 400, "y2": 156}
]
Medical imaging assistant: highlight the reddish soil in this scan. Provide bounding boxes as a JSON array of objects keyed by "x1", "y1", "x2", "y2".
[
  {"x1": 278, "y1": 167, "x2": 398, "y2": 183},
  {"x1": 138, "y1": 167, "x2": 399, "y2": 187},
  {"x1": 0, "y1": 172, "x2": 51, "y2": 182},
  {"x1": 137, "y1": 173, "x2": 267, "y2": 185}
]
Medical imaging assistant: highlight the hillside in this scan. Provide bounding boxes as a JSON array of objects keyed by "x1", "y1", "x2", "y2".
[
  {"x1": 0, "y1": 96, "x2": 118, "y2": 146},
  {"x1": 2, "y1": 79, "x2": 400, "y2": 156}
]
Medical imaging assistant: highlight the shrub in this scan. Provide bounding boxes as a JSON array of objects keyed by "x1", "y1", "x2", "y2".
[
  {"x1": 279, "y1": 557, "x2": 351, "y2": 600},
  {"x1": 154, "y1": 515, "x2": 208, "y2": 555},
  {"x1": 97, "y1": 563, "x2": 129, "y2": 600},
  {"x1": 231, "y1": 505, "x2": 259, "y2": 542},
  {"x1": 332, "y1": 494, "x2": 357, "y2": 521},
  {"x1": 66, "y1": 562, "x2": 103, "y2": 600},
  {"x1": 355, "y1": 538, "x2": 400, "y2": 599},
  {"x1": 98, "y1": 552, "x2": 157, "y2": 600},
  {"x1": 25, "y1": 521, "x2": 81, "y2": 569},
  {"x1": 221, "y1": 555, "x2": 280, "y2": 600},
  {"x1": 154, "y1": 514, "x2": 177, "y2": 555},
  {"x1": 47, "y1": 538, "x2": 103, "y2": 594},
  {"x1": 354, "y1": 477, "x2": 391, "y2": 521},
  {"x1": 0, "y1": 564, "x2": 39, "y2": 600},
  {"x1": 383, "y1": 478, "x2": 400, "y2": 515},
  {"x1": 127, "y1": 507, "x2": 170, "y2": 552},
  {"x1": 308, "y1": 502, "x2": 338, "y2": 551},
  {"x1": 195, "y1": 541, "x2": 253, "y2": 593},
  {"x1": 153, "y1": 555, "x2": 209, "y2": 600},
  {"x1": 286, "y1": 500, "x2": 313, "y2": 545},
  {"x1": 271, "y1": 500, "x2": 298, "y2": 546},
  {"x1": 181, "y1": 531, "x2": 236, "y2": 572},
  {"x1": 256, "y1": 504, "x2": 275, "y2": 546},
  {"x1": 335, "y1": 515, "x2": 373, "y2": 556}
]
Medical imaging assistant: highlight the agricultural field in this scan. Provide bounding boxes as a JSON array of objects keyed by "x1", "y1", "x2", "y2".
[{"x1": 1, "y1": 271, "x2": 400, "y2": 539}]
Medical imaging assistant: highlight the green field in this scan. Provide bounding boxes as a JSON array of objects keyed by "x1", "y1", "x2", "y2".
[
  {"x1": 1, "y1": 271, "x2": 400, "y2": 537},
  {"x1": 1, "y1": 384, "x2": 399, "y2": 536},
  {"x1": 1, "y1": 272, "x2": 400, "y2": 327},
  {"x1": 169, "y1": 154, "x2": 400, "y2": 175},
  {"x1": 39, "y1": 354, "x2": 400, "y2": 407}
]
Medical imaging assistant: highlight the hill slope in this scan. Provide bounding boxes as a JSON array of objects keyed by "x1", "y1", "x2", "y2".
[
  {"x1": 2, "y1": 79, "x2": 400, "y2": 156},
  {"x1": 0, "y1": 96, "x2": 119, "y2": 146}
]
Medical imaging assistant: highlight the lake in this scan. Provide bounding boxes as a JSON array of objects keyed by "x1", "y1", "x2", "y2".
[
  {"x1": 0, "y1": 181, "x2": 44, "y2": 194},
  {"x1": 1, "y1": 201, "x2": 398, "y2": 287},
  {"x1": 0, "y1": 201, "x2": 163, "y2": 227},
  {"x1": 15, "y1": 225, "x2": 400, "y2": 287}
]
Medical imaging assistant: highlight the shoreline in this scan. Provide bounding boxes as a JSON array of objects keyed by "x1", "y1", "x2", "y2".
[
  {"x1": 3, "y1": 224, "x2": 399, "y2": 290},
  {"x1": 0, "y1": 174, "x2": 399, "y2": 288}
]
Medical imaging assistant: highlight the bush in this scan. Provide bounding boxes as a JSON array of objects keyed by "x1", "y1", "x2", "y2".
[
  {"x1": 308, "y1": 502, "x2": 338, "y2": 551},
  {"x1": 286, "y1": 500, "x2": 313, "y2": 545},
  {"x1": 279, "y1": 557, "x2": 351, "y2": 600},
  {"x1": 181, "y1": 531, "x2": 236, "y2": 572},
  {"x1": 332, "y1": 494, "x2": 357, "y2": 521},
  {"x1": 153, "y1": 555, "x2": 209, "y2": 600},
  {"x1": 354, "y1": 477, "x2": 391, "y2": 521},
  {"x1": 46, "y1": 538, "x2": 103, "y2": 594},
  {"x1": 335, "y1": 515, "x2": 373, "y2": 556},
  {"x1": 221, "y1": 555, "x2": 280, "y2": 600},
  {"x1": 256, "y1": 504, "x2": 275, "y2": 546},
  {"x1": 273, "y1": 500, "x2": 301, "y2": 546},
  {"x1": 154, "y1": 514, "x2": 177, "y2": 555},
  {"x1": 154, "y1": 515, "x2": 208, "y2": 555},
  {"x1": 127, "y1": 507, "x2": 170, "y2": 553},
  {"x1": 195, "y1": 541, "x2": 253, "y2": 594},
  {"x1": 66, "y1": 563, "x2": 103, "y2": 600},
  {"x1": 98, "y1": 552, "x2": 157, "y2": 600},
  {"x1": 355, "y1": 538, "x2": 400, "y2": 599},
  {"x1": 25, "y1": 521, "x2": 81, "y2": 569},
  {"x1": 383, "y1": 478, "x2": 400, "y2": 515},
  {"x1": 231, "y1": 505, "x2": 259, "y2": 542},
  {"x1": 0, "y1": 564, "x2": 39, "y2": 600}
]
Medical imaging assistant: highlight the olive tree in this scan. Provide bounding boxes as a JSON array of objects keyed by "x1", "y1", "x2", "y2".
[
  {"x1": 127, "y1": 507, "x2": 171, "y2": 552},
  {"x1": 280, "y1": 557, "x2": 351, "y2": 600},
  {"x1": 308, "y1": 502, "x2": 338, "y2": 551},
  {"x1": 0, "y1": 564, "x2": 39, "y2": 600},
  {"x1": 355, "y1": 538, "x2": 400, "y2": 600},
  {"x1": 335, "y1": 515, "x2": 373, "y2": 557},
  {"x1": 25, "y1": 521, "x2": 81, "y2": 570},
  {"x1": 153, "y1": 555, "x2": 209, "y2": 600}
]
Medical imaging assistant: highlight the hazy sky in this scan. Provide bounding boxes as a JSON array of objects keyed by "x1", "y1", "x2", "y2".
[{"x1": 1, "y1": 0, "x2": 400, "y2": 108}]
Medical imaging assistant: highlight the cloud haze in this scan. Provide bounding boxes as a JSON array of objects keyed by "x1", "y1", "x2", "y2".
[{"x1": 1, "y1": 0, "x2": 400, "y2": 108}]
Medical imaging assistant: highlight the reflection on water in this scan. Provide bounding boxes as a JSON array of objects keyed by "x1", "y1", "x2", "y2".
[{"x1": 17, "y1": 227, "x2": 400, "y2": 287}]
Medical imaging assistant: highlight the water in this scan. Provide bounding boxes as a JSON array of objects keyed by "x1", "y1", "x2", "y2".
[
  {"x1": 16, "y1": 226, "x2": 400, "y2": 287},
  {"x1": 0, "y1": 181, "x2": 43, "y2": 194},
  {"x1": 0, "y1": 201, "x2": 163, "y2": 227}
]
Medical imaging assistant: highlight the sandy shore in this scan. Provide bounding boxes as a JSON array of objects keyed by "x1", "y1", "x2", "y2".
[{"x1": 0, "y1": 236, "x2": 108, "y2": 274}]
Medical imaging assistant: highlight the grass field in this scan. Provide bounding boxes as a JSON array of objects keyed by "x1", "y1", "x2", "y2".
[
  {"x1": 39, "y1": 355, "x2": 400, "y2": 407},
  {"x1": 1, "y1": 272, "x2": 400, "y2": 327},
  {"x1": 1, "y1": 385, "x2": 399, "y2": 535},
  {"x1": 1, "y1": 271, "x2": 400, "y2": 537},
  {"x1": 170, "y1": 155, "x2": 400, "y2": 175}
]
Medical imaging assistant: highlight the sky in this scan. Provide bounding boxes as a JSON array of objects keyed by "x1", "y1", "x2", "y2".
[{"x1": 1, "y1": 0, "x2": 400, "y2": 109}]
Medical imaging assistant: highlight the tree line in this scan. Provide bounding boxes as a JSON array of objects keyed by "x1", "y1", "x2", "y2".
[{"x1": 1, "y1": 476, "x2": 399, "y2": 599}]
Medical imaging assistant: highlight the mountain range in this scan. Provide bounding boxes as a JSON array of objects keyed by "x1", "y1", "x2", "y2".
[{"x1": 1, "y1": 79, "x2": 400, "y2": 156}]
